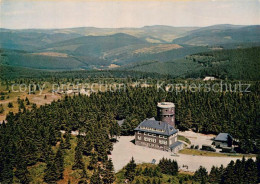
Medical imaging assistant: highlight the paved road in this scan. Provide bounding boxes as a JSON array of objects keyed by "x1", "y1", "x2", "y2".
[{"x1": 110, "y1": 136, "x2": 246, "y2": 172}]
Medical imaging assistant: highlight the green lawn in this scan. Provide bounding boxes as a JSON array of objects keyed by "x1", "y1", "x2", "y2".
[
  {"x1": 178, "y1": 135, "x2": 191, "y2": 145},
  {"x1": 179, "y1": 149, "x2": 256, "y2": 158}
]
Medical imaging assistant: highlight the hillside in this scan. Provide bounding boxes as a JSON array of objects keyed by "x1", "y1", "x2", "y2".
[
  {"x1": 172, "y1": 25, "x2": 260, "y2": 46},
  {"x1": 0, "y1": 49, "x2": 90, "y2": 70},
  {"x1": 1, "y1": 25, "x2": 260, "y2": 78},
  {"x1": 117, "y1": 60, "x2": 202, "y2": 78},
  {"x1": 43, "y1": 33, "x2": 148, "y2": 57},
  {"x1": 0, "y1": 25, "x2": 198, "y2": 52},
  {"x1": 118, "y1": 47, "x2": 260, "y2": 80},
  {"x1": 0, "y1": 30, "x2": 81, "y2": 51},
  {"x1": 186, "y1": 47, "x2": 260, "y2": 80}
]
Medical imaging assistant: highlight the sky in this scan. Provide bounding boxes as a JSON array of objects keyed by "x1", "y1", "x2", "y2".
[{"x1": 0, "y1": 0, "x2": 259, "y2": 29}]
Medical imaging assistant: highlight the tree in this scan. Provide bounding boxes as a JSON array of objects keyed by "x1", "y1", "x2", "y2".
[
  {"x1": 244, "y1": 158, "x2": 258, "y2": 184},
  {"x1": 152, "y1": 178, "x2": 157, "y2": 184},
  {"x1": 72, "y1": 137, "x2": 85, "y2": 170},
  {"x1": 124, "y1": 157, "x2": 136, "y2": 182},
  {"x1": 15, "y1": 151, "x2": 31, "y2": 184},
  {"x1": 0, "y1": 159, "x2": 14, "y2": 184},
  {"x1": 80, "y1": 166, "x2": 88, "y2": 179},
  {"x1": 257, "y1": 154, "x2": 260, "y2": 183},
  {"x1": 193, "y1": 166, "x2": 208, "y2": 184},
  {"x1": 0, "y1": 104, "x2": 4, "y2": 114},
  {"x1": 64, "y1": 131, "x2": 71, "y2": 149},
  {"x1": 83, "y1": 135, "x2": 93, "y2": 156},
  {"x1": 221, "y1": 160, "x2": 235, "y2": 184},
  {"x1": 55, "y1": 145, "x2": 65, "y2": 179},
  {"x1": 88, "y1": 152, "x2": 98, "y2": 170},
  {"x1": 209, "y1": 166, "x2": 222, "y2": 183},
  {"x1": 25, "y1": 97, "x2": 30, "y2": 105},
  {"x1": 158, "y1": 158, "x2": 178, "y2": 176},
  {"x1": 103, "y1": 158, "x2": 115, "y2": 184},
  {"x1": 7, "y1": 102, "x2": 13, "y2": 108},
  {"x1": 44, "y1": 151, "x2": 59, "y2": 184},
  {"x1": 135, "y1": 179, "x2": 141, "y2": 184},
  {"x1": 90, "y1": 170, "x2": 103, "y2": 184}
]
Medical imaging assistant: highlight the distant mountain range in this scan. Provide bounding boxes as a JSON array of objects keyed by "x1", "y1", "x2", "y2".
[
  {"x1": 0, "y1": 24, "x2": 260, "y2": 80},
  {"x1": 172, "y1": 25, "x2": 260, "y2": 46}
]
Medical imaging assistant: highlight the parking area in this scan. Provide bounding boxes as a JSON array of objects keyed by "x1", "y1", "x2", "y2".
[{"x1": 110, "y1": 135, "x2": 243, "y2": 172}]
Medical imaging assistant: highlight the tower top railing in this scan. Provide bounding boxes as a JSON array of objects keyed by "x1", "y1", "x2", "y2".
[{"x1": 157, "y1": 102, "x2": 175, "y2": 108}]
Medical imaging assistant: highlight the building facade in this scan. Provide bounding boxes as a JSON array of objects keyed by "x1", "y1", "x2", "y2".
[
  {"x1": 213, "y1": 133, "x2": 233, "y2": 148},
  {"x1": 134, "y1": 119, "x2": 178, "y2": 151},
  {"x1": 134, "y1": 102, "x2": 183, "y2": 152}
]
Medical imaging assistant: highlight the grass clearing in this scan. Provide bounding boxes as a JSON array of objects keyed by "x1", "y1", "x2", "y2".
[
  {"x1": 178, "y1": 135, "x2": 191, "y2": 145},
  {"x1": 179, "y1": 149, "x2": 256, "y2": 158}
]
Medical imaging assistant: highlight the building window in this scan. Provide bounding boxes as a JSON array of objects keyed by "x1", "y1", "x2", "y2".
[
  {"x1": 144, "y1": 137, "x2": 156, "y2": 143},
  {"x1": 137, "y1": 131, "x2": 142, "y2": 134},
  {"x1": 138, "y1": 136, "x2": 141, "y2": 140},
  {"x1": 159, "y1": 140, "x2": 167, "y2": 145}
]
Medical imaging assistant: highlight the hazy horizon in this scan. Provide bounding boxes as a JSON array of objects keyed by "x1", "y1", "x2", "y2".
[
  {"x1": 1, "y1": 0, "x2": 259, "y2": 29},
  {"x1": 1, "y1": 24, "x2": 260, "y2": 30}
]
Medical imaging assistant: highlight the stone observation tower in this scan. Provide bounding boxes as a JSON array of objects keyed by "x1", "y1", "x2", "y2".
[{"x1": 157, "y1": 102, "x2": 175, "y2": 127}]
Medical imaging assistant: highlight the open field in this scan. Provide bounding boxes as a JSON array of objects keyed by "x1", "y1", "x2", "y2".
[
  {"x1": 133, "y1": 44, "x2": 182, "y2": 54},
  {"x1": 110, "y1": 136, "x2": 255, "y2": 173},
  {"x1": 0, "y1": 82, "x2": 62, "y2": 121},
  {"x1": 32, "y1": 52, "x2": 69, "y2": 57},
  {"x1": 0, "y1": 81, "x2": 127, "y2": 121}
]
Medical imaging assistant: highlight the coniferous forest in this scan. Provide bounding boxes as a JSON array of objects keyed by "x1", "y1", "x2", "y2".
[
  {"x1": 0, "y1": 84, "x2": 259, "y2": 183},
  {"x1": 119, "y1": 156, "x2": 259, "y2": 184}
]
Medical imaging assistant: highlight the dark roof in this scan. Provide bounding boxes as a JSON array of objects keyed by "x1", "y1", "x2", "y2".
[
  {"x1": 134, "y1": 118, "x2": 178, "y2": 136},
  {"x1": 169, "y1": 141, "x2": 183, "y2": 149},
  {"x1": 215, "y1": 133, "x2": 233, "y2": 142}
]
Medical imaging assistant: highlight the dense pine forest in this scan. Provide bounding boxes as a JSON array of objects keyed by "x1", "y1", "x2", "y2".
[
  {"x1": 117, "y1": 156, "x2": 259, "y2": 184},
  {"x1": 186, "y1": 47, "x2": 260, "y2": 80},
  {"x1": 118, "y1": 47, "x2": 260, "y2": 80},
  {"x1": 0, "y1": 84, "x2": 259, "y2": 183}
]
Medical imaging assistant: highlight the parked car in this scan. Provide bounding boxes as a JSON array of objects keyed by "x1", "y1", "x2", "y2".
[{"x1": 201, "y1": 144, "x2": 216, "y2": 152}]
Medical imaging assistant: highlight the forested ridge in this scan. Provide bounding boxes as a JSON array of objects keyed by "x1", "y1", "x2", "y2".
[
  {"x1": 118, "y1": 47, "x2": 260, "y2": 80},
  {"x1": 186, "y1": 47, "x2": 260, "y2": 80},
  {"x1": 1, "y1": 46, "x2": 260, "y2": 81},
  {"x1": 0, "y1": 64, "x2": 168, "y2": 81},
  {"x1": 0, "y1": 84, "x2": 259, "y2": 183}
]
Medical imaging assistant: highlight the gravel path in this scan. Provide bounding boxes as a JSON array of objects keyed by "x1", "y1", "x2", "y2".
[{"x1": 110, "y1": 135, "x2": 244, "y2": 172}]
